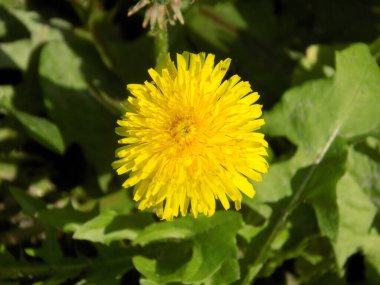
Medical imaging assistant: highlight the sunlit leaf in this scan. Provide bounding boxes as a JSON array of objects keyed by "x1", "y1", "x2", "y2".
[
  {"x1": 9, "y1": 108, "x2": 65, "y2": 154},
  {"x1": 73, "y1": 211, "x2": 154, "y2": 244},
  {"x1": 134, "y1": 212, "x2": 242, "y2": 283}
]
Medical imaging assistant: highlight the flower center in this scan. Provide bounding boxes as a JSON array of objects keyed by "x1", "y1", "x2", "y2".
[{"x1": 170, "y1": 117, "x2": 196, "y2": 145}]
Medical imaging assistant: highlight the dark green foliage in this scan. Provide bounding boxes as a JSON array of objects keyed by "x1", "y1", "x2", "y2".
[{"x1": 0, "y1": 0, "x2": 379, "y2": 284}]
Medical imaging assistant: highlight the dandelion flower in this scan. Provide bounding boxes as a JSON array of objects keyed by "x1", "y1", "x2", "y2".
[{"x1": 113, "y1": 52, "x2": 269, "y2": 220}]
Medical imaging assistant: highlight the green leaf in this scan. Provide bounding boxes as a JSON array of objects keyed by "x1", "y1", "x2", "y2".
[
  {"x1": 73, "y1": 211, "x2": 154, "y2": 244},
  {"x1": 133, "y1": 212, "x2": 242, "y2": 283},
  {"x1": 241, "y1": 43, "x2": 380, "y2": 283},
  {"x1": 85, "y1": 245, "x2": 135, "y2": 285},
  {"x1": 8, "y1": 186, "x2": 46, "y2": 216},
  {"x1": 9, "y1": 9, "x2": 63, "y2": 44},
  {"x1": 0, "y1": 39, "x2": 32, "y2": 70},
  {"x1": 266, "y1": 43, "x2": 380, "y2": 146},
  {"x1": 292, "y1": 147, "x2": 347, "y2": 240},
  {"x1": 133, "y1": 242, "x2": 193, "y2": 285},
  {"x1": 98, "y1": 189, "x2": 134, "y2": 215},
  {"x1": 39, "y1": 39, "x2": 118, "y2": 189},
  {"x1": 0, "y1": 0, "x2": 26, "y2": 9},
  {"x1": 36, "y1": 227, "x2": 63, "y2": 264},
  {"x1": 205, "y1": 259, "x2": 240, "y2": 285},
  {"x1": 0, "y1": 85, "x2": 14, "y2": 110},
  {"x1": 10, "y1": 109, "x2": 65, "y2": 154},
  {"x1": 0, "y1": 5, "x2": 30, "y2": 41},
  {"x1": 362, "y1": 235, "x2": 380, "y2": 283},
  {"x1": 349, "y1": 137, "x2": 380, "y2": 208},
  {"x1": 37, "y1": 204, "x2": 97, "y2": 232},
  {"x1": 337, "y1": 140, "x2": 380, "y2": 279},
  {"x1": 333, "y1": 170, "x2": 376, "y2": 269}
]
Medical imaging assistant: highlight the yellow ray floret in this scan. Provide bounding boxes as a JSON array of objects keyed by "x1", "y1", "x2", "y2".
[{"x1": 113, "y1": 52, "x2": 269, "y2": 220}]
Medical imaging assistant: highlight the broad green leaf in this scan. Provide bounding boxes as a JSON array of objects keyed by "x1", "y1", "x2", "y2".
[
  {"x1": 133, "y1": 242, "x2": 193, "y2": 285},
  {"x1": 134, "y1": 212, "x2": 242, "y2": 283},
  {"x1": 0, "y1": 8, "x2": 62, "y2": 64},
  {"x1": 98, "y1": 189, "x2": 134, "y2": 214},
  {"x1": 205, "y1": 259, "x2": 240, "y2": 285},
  {"x1": 9, "y1": 9, "x2": 63, "y2": 44},
  {"x1": 39, "y1": 40, "x2": 117, "y2": 189},
  {"x1": 262, "y1": 43, "x2": 380, "y2": 232},
  {"x1": 0, "y1": 39, "x2": 32, "y2": 70},
  {"x1": 73, "y1": 212, "x2": 154, "y2": 244},
  {"x1": 293, "y1": 147, "x2": 347, "y2": 240},
  {"x1": 348, "y1": 138, "x2": 380, "y2": 208},
  {"x1": 362, "y1": 235, "x2": 380, "y2": 283},
  {"x1": 338, "y1": 140, "x2": 380, "y2": 280},
  {"x1": 241, "y1": 44, "x2": 380, "y2": 283},
  {"x1": 265, "y1": 44, "x2": 380, "y2": 148},
  {"x1": 333, "y1": 171, "x2": 376, "y2": 269},
  {"x1": 9, "y1": 108, "x2": 65, "y2": 154}
]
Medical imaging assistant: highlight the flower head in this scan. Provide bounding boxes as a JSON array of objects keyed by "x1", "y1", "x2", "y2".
[
  {"x1": 128, "y1": 0, "x2": 185, "y2": 30},
  {"x1": 113, "y1": 52, "x2": 269, "y2": 220}
]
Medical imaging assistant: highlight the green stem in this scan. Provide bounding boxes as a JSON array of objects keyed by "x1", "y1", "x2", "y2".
[{"x1": 154, "y1": 24, "x2": 169, "y2": 71}]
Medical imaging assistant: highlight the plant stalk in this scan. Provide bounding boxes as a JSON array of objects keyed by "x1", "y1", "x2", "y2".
[{"x1": 154, "y1": 24, "x2": 169, "y2": 71}]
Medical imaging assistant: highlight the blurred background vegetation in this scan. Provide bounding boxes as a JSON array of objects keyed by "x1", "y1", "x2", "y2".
[{"x1": 0, "y1": 0, "x2": 380, "y2": 284}]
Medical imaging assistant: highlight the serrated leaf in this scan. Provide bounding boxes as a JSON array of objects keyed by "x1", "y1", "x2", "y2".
[
  {"x1": 337, "y1": 139, "x2": 380, "y2": 280},
  {"x1": 266, "y1": 43, "x2": 380, "y2": 145},
  {"x1": 133, "y1": 212, "x2": 242, "y2": 284},
  {"x1": 241, "y1": 44, "x2": 380, "y2": 283},
  {"x1": 333, "y1": 171, "x2": 376, "y2": 269}
]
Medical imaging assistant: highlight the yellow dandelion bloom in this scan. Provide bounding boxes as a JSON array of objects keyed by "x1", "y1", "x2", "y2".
[{"x1": 113, "y1": 52, "x2": 269, "y2": 220}]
